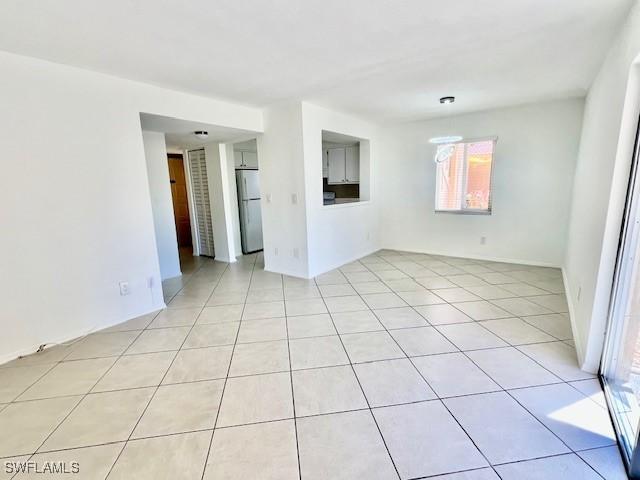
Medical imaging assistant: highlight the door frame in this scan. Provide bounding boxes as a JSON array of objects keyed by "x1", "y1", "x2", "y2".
[
  {"x1": 167, "y1": 153, "x2": 193, "y2": 249},
  {"x1": 600, "y1": 111, "x2": 640, "y2": 477},
  {"x1": 182, "y1": 149, "x2": 201, "y2": 256}
]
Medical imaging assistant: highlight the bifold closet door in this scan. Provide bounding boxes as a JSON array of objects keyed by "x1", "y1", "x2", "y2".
[{"x1": 187, "y1": 149, "x2": 215, "y2": 257}]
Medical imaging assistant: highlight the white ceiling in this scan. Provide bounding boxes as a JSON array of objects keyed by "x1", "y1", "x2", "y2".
[
  {"x1": 140, "y1": 113, "x2": 257, "y2": 150},
  {"x1": 0, "y1": 0, "x2": 632, "y2": 122}
]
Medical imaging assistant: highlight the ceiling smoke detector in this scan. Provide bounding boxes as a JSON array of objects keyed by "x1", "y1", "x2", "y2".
[{"x1": 194, "y1": 130, "x2": 209, "y2": 139}]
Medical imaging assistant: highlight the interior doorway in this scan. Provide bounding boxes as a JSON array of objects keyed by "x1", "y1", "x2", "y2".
[
  {"x1": 167, "y1": 153, "x2": 193, "y2": 251},
  {"x1": 140, "y1": 112, "x2": 261, "y2": 285}
]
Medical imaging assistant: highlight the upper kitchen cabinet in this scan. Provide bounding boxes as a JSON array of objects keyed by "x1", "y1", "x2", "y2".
[
  {"x1": 322, "y1": 148, "x2": 329, "y2": 177},
  {"x1": 322, "y1": 130, "x2": 367, "y2": 206},
  {"x1": 327, "y1": 147, "x2": 346, "y2": 184},
  {"x1": 242, "y1": 151, "x2": 258, "y2": 168},
  {"x1": 234, "y1": 139, "x2": 259, "y2": 169},
  {"x1": 345, "y1": 146, "x2": 359, "y2": 183},
  {"x1": 326, "y1": 144, "x2": 360, "y2": 184}
]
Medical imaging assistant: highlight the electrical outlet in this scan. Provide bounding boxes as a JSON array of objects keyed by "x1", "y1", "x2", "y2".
[
  {"x1": 480, "y1": 236, "x2": 487, "y2": 245},
  {"x1": 367, "y1": 232, "x2": 371, "y2": 240},
  {"x1": 291, "y1": 193, "x2": 298, "y2": 205},
  {"x1": 274, "y1": 247, "x2": 279, "y2": 256},
  {"x1": 119, "y1": 281, "x2": 130, "y2": 296},
  {"x1": 293, "y1": 248, "x2": 299, "y2": 259},
  {"x1": 266, "y1": 193, "x2": 272, "y2": 203},
  {"x1": 577, "y1": 286, "x2": 581, "y2": 301},
  {"x1": 147, "y1": 276, "x2": 154, "y2": 289}
]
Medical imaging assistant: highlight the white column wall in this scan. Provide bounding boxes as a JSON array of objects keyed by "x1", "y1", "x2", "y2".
[
  {"x1": 142, "y1": 131, "x2": 181, "y2": 280},
  {"x1": 301, "y1": 102, "x2": 381, "y2": 277},
  {"x1": 564, "y1": 2, "x2": 640, "y2": 371}
]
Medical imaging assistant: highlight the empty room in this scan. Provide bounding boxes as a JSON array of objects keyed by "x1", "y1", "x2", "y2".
[{"x1": 1, "y1": 1, "x2": 640, "y2": 479}]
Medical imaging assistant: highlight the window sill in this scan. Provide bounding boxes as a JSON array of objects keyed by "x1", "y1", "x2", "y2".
[{"x1": 435, "y1": 209, "x2": 492, "y2": 216}]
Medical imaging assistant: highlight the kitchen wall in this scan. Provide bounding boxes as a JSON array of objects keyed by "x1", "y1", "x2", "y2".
[
  {"x1": 0, "y1": 51, "x2": 263, "y2": 364},
  {"x1": 378, "y1": 98, "x2": 585, "y2": 266},
  {"x1": 142, "y1": 131, "x2": 181, "y2": 280},
  {"x1": 301, "y1": 102, "x2": 380, "y2": 277},
  {"x1": 564, "y1": 1, "x2": 640, "y2": 371}
]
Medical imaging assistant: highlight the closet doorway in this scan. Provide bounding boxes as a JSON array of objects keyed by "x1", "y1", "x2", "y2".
[{"x1": 188, "y1": 149, "x2": 215, "y2": 257}]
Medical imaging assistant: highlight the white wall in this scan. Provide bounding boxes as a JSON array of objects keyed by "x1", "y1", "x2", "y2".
[
  {"x1": 378, "y1": 99, "x2": 585, "y2": 267},
  {"x1": 203, "y1": 142, "x2": 236, "y2": 263},
  {"x1": 142, "y1": 131, "x2": 181, "y2": 280},
  {"x1": 258, "y1": 103, "x2": 309, "y2": 277},
  {"x1": 301, "y1": 103, "x2": 380, "y2": 276},
  {"x1": 0, "y1": 51, "x2": 262, "y2": 364},
  {"x1": 564, "y1": 1, "x2": 640, "y2": 372}
]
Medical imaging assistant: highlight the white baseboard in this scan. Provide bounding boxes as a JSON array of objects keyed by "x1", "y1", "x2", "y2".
[
  {"x1": 162, "y1": 272, "x2": 182, "y2": 281},
  {"x1": 379, "y1": 245, "x2": 561, "y2": 268},
  {"x1": 307, "y1": 247, "x2": 382, "y2": 279},
  {"x1": 215, "y1": 256, "x2": 236, "y2": 264},
  {"x1": 0, "y1": 302, "x2": 166, "y2": 367}
]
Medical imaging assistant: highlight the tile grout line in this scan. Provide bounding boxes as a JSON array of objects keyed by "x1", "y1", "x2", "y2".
[
  {"x1": 2, "y1": 305, "x2": 171, "y2": 477},
  {"x1": 102, "y1": 258, "x2": 230, "y2": 479},
  {"x1": 8, "y1": 406, "x2": 618, "y2": 459},
  {"x1": 325, "y1": 253, "x2": 606, "y2": 476},
  {"x1": 0, "y1": 251, "x2": 604, "y2": 479},
  {"x1": 198, "y1": 253, "x2": 259, "y2": 480},
  {"x1": 346, "y1": 273, "x2": 502, "y2": 479},
  {"x1": 282, "y1": 275, "x2": 303, "y2": 480},
  {"x1": 456, "y1": 345, "x2": 608, "y2": 477},
  {"x1": 313, "y1": 271, "x2": 403, "y2": 480},
  {"x1": 388, "y1": 253, "x2": 606, "y2": 475},
  {"x1": 9, "y1": 324, "x2": 159, "y2": 479}
]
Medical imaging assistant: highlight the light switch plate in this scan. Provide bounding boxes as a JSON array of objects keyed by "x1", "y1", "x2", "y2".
[{"x1": 119, "y1": 282, "x2": 130, "y2": 296}]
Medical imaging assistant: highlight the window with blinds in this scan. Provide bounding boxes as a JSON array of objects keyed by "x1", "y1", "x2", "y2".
[
  {"x1": 188, "y1": 149, "x2": 215, "y2": 257},
  {"x1": 434, "y1": 138, "x2": 496, "y2": 214}
]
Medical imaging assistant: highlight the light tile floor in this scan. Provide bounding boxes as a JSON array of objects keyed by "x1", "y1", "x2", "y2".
[{"x1": 0, "y1": 250, "x2": 629, "y2": 479}]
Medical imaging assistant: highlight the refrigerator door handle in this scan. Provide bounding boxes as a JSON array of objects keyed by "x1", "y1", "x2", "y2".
[
  {"x1": 244, "y1": 200, "x2": 250, "y2": 223},
  {"x1": 244, "y1": 177, "x2": 248, "y2": 197}
]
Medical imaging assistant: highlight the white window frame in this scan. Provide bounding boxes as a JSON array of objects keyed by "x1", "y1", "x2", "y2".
[{"x1": 434, "y1": 136, "x2": 497, "y2": 215}]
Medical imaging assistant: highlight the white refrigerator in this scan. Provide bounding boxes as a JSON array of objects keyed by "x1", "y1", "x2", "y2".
[{"x1": 236, "y1": 170, "x2": 264, "y2": 253}]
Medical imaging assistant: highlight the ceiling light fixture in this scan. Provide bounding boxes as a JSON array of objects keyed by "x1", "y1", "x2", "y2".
[{"x1": 194, "y1": 130, "x2": 209, "y2": 139}]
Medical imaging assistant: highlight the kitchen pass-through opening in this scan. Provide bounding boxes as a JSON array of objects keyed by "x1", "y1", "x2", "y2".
[{"x1": 321, "y1": 130, "x2": 370, "y2": 206}]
